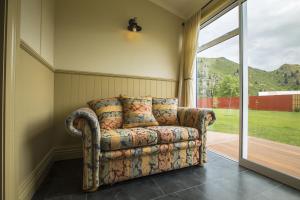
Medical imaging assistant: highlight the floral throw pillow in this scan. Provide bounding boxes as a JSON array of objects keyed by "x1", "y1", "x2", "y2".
[
  {"x1": 152, "y1": 98, "x2": 178, "y2": 125},
  {"x1": 121, "y1": 96, "x2": 159, "y2": 128},
  {"x1": 87, "y1": 97, "x2": 123, "y2": 130}
]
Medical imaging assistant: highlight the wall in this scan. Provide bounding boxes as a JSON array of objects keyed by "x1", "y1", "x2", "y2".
[
  {"x1": 54, "y1": 71, "x2": 177, "y2": 146},
  {"x1": 20, "y1": 0, "x2": 41, "y2": 53},
  {"x1": 20, "y1": 0, "x2": 55, "y2": 65},
  {"x1": 18, "y1": 0, "x2": 55, "y2": 199},
  {"x1": 41, "y1": 0, "x2": 55, "y2": 64},
  {"x1": 54, "y1": 0, "x2": 182, "y2": 80},
  {"x1": 15, "y1": 47, "x2": 54, "y2": 199},
  {"x1": 17, "y1": 0, "x2": 182, "y2": 197},
  {"x1": 293, "y1": 95, "x2": 300, "y2": 110}
]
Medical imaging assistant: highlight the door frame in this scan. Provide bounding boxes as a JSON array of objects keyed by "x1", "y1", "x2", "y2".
[
  {"x1": 3, "y1": 0, "x2": 19, "y2": 199},
  {"x1": 0, "y1": 0, "x2": 6, "y2": 198}
]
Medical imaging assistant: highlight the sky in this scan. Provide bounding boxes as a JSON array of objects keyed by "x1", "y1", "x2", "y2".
[{"x1": 198, "y1": 0, "x2": 300, "y2": 71}]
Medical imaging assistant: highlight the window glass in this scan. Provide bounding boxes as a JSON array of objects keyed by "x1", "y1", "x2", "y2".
[
  {"x1": 197, "y1": 36, "x2": 240, "y2": 161},
  {"x1": 198, "y1": 7, "x2": 238, "y2": 47},
  {"x1": 246, "y1": 0, "x2": 300, "y2": 179}
]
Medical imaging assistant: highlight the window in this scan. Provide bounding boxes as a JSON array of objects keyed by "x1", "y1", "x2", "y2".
[
  {"x1": 198, "y1": 6, "x2": 238, "y2": 47},
  {"x1": 196, "y1": 5, "x2": 239, "y2": 161}
]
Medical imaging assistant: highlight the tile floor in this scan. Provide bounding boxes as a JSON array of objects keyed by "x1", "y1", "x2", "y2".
[{"x1": 32, "y1": 151, "x2": 300, "y2": 200}]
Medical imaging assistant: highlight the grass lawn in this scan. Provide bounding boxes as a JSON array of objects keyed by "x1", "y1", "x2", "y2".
[{"x1": 209, "y1": 109, "x2": 300, "y2": 147}]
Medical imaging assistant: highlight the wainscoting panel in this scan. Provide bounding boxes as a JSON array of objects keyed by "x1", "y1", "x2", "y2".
[{"x1": 54, "y1": 70, "x2": 178, "y2": 147}]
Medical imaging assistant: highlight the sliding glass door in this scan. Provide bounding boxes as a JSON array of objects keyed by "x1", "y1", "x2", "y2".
[
  {"x1": 197, "y1": 0, "x2": 300, "y2": 189},
  {"x1": 239, "y1": 0, "x2": 300, "y2": 189}
]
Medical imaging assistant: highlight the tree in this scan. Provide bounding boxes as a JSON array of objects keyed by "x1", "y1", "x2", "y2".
[
  {"x1": 216, "y1": 75, "x2": 240, "y2": 97},
  {"x1": 291, "y1": 72, "x2": 295, "y2": 77},
  {"x1": 207, "y1": 73, "x2": 219, "y2": 98}
]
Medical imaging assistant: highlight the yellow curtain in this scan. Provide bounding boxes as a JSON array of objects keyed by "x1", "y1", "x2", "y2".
[{"x1": 178, "y1": 11, "x2": 201, "y2": 107}]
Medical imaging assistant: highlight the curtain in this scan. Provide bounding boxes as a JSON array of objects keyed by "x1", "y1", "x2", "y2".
[{"x1": 178, "y1": 11, "x2": 201, "y2": 107}]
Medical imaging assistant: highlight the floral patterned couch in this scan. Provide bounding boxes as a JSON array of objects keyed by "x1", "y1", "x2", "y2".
[{"x1": 65, "y1": 97, "x2": 215, "y2": 192}]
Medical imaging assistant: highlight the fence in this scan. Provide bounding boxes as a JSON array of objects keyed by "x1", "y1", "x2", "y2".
[
  {"x1": 197, "y1": 95, "x2": 300, "y2": 112},
  {"x1": 293, "y1": 95, "x2": 300, "y2": 111}
]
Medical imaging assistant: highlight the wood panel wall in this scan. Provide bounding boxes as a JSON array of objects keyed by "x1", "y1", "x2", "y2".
[
  {"x1": 293, "y1": 95, "x2": 300, "y2": 111},
  {"x1": 54, "y1": 71, "x2": 178, "y2": 146}
]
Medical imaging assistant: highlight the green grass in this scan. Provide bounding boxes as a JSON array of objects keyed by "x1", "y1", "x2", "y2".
[{"x1": 209, "y1": 109, "x2": 300, "y2": 147}]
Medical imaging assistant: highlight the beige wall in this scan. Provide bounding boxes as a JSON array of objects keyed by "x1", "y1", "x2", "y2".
[
  {"x1": 20, "y1": 0, "x2": 41, "y2": 53},
  {"x1": 19, "y1": 0, "x2": 182, "y2": 151},
  {"x1": 15, "y1": 47, "x2": 54, "y2": 188},
  {"x1": 54, "y1": 71, "x2": 178, "y2": 146},
  {"x1": 16, "y1": 0, "x2": 182, "y2": 197},
  {"x1": 18, "y1": 1, "x2": 55, "y2": 194},
  {"x1": 41, "y1": 0, "x2": 55, "y2": 65},
  {"x1": 54, "y1": 0, "x2": 182, "y2": 80},
  {"x1": 20, "y1": 0, "x2": 55, "y2": 65}
]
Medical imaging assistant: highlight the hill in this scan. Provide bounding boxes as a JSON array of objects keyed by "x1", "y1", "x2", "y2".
[{"x1": 197, "y1": 57, "x2": 300, "y2": 97}]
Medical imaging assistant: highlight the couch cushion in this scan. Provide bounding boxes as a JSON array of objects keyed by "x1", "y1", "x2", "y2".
[
  {"x1": 101, "y1": 128, "x2": 158, "y2": 151},
  {"x1": 152, "y1": 98, "x2": 178, "y2": 125},
  {"x1": 146, "y1": 126, "x2": 199, "y2": 144},
  {"x1": 121, "y1": 96, "x2": 159, "y2": 128},
  {"x1": 88, "y1": 97, "x2": 123, "y2": 130}
]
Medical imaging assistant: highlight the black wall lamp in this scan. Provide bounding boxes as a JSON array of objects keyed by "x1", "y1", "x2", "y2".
[{"x1": 128, "y1": 17, "x2": 142, "y2": 32}]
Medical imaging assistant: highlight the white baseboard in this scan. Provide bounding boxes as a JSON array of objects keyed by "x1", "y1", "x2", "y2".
[{"x1": 18, "y1": 145, "x2": 83, "y2": 200}]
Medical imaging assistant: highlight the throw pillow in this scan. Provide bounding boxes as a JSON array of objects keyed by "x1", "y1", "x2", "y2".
[
  {"x1": 152, "y1": 98, "x2": 178, "y2": 125},
  {"x1": 121, "y1": 96, "x2": 159, "y2": 128},
  {"x1": 87, "y1": 97, "x2": 123, "y2": 130}
]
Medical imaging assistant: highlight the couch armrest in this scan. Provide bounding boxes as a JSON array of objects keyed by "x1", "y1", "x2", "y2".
[
  {"x1": 177, "y1": 107, "x2": 216, "y2": 165},
  {"x1": 65, "y1": 107, "x2": 99, "y2": 137},
  {"x1": 65, "y1": 107, "x2": 101, "y2": 191}
]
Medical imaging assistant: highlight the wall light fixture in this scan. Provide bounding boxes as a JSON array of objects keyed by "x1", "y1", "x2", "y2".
[{"x1": 127, "y1": 17, "x2": 142, "y2": 32}]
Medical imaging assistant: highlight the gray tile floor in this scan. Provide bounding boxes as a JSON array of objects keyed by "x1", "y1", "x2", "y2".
[{"x1": 32, "y1": 151, "x2": 300, "y2": 200}]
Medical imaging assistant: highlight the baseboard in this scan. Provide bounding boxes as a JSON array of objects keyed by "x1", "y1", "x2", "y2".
[
  {"x1": 17, "y1": 145, "x2": 83, "y2": 200},
  {"x1": 18, "y1": 148, "x2": 54, "y2": 200}
]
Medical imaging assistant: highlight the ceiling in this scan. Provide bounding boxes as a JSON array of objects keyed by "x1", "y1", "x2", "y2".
[{"x1": 149, "y1": 0, "x2": 211, "y2": 19}]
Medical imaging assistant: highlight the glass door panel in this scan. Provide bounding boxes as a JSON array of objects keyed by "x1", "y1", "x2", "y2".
[
  {"x1": 244, "y1": 0, "x2": 300, "y2": 179},
  {"x1": 197, "y1": 36, "x2": 240, "y2": 161}
]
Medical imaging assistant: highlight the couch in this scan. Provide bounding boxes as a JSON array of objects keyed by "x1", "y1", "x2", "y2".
[{"x1": 65, "y1": 97, "x2": 215, "y2": 192}]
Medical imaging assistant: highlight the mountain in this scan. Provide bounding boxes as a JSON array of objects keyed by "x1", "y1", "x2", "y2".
[{"x1": 197, "y1": 57, "x2": 300, "y2": 96}]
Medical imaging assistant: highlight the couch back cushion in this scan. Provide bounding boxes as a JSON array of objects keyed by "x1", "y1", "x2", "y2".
[
  {"x1": 87, "y1": 97, "x2": 123, "y2": 130},
  {"x1": 121, "y1": 96, "x2": 159, "y2": 128},
  {"x1": 152, "y1": 98, "x2": 178, "y2": 125}
]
